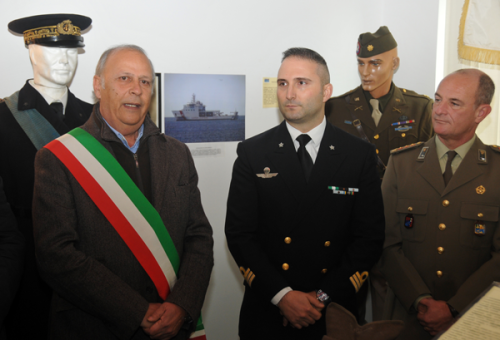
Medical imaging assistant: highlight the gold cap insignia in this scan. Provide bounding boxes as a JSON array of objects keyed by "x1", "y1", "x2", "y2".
[
  {"x1": 476, "y1": 185, "x2": 486, "y2": 195},
  {"x1": 24, "y1": 20, "x2": 81, "y2": 45},
  {"x1": 367, "y1": 45, "x2": 374, "y2": 52}
]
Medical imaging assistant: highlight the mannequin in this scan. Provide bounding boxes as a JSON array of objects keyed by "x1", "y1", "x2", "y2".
[{"x1": 0, "y1": 14, "x2": 93, "y2": 340}]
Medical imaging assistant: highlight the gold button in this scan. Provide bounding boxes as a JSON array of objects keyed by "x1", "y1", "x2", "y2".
[
  {"x1": 376, "y1": 149, "x2": 379, "y2": 154},
  {"x1": 478, "y1": 213, "x2": 484, "y2": 218},
  {"x1": 324, "y1": 241, "x2": 331, "y2": 247},
  {"x1": 437, "y1": 271, "x2": 443, "y2": 278},
  {"x1": 321, "y1": 269, "x2": 328, "y2": 274},
  {"x1": 282, "y1": 263, "x2": 289, "y2": 270},
  {"x1": 401, "y1": 133, "x2": 406, "y2": 138},
  {"x1": 408, "y1": 207, "x2": 413, "y2": 212},
  {"x1": 284, "y1": 237, "x2": 291, "y2": 244},
  {"x1": 437, "y1": 247, "x2": 444, "y2": 254},
  {"x1": 374, "y1": 134, "x2": 379, "y2": 140},
  {"x1": 442, "y1": 200, "x2": 450, "y2": 207},
  {"x1": 439, "y1": 223, "x2": 446, "y2": 231}
]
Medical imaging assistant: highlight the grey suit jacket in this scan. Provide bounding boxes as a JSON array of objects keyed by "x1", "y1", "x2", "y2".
[
  {"x1": 33, "y1": 108, "x2": 213, "y2": 340},
  {"x1": 380, "y1": 136, "x2": 500, "y2": 340}
]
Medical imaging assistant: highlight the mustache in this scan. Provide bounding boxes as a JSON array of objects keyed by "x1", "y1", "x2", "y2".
[{"x1": 283, "y1": 100, "x2": 301, "y2": 106}]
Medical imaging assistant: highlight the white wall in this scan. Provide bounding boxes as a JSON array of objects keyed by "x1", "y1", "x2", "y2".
[{"x1": 0, "y1": 1, "x2": 439, "y2": 338}]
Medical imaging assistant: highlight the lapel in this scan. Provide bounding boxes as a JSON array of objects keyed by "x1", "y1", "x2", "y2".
[
  {"x1": 265, "y1": 121, "x2": 307, "y2": 203},
  {"x1": 416, "y1": 138, "x2": 445, "y2": 195},
  {"x1": 376, "y1": 86, "x2": 407, "y2": 134},
  {"x1": 345, "y1": 86, "x2": 376, "y2": 132},
  {"x1": 442, "y1": 138, "x2": 486, "y2": 196}
]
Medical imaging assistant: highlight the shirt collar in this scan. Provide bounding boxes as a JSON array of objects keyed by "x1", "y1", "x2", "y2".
[
  {"x1": 103, "y1": 118, "x2": 145, "y2": 154},
  {"x1": 285, "y1": 116, "x2": 326, "y2": 148},
  {"x1": 435, "y1": 134, "x2": 476, "y2": 160},
  {"x1": 28, "y1": 79, "x2": 69, "y2": 114}
]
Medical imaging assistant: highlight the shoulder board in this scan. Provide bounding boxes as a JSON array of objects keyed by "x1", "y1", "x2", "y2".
[
  {"x1": 330, "y1": 88, "x2": 357, "y2": 100},
  {"x1": 489, "y1": 145, "x2": 500, "y2": 153},
  {"x1": 400, "y1": 88, "x2": 432, "y2": 101},
  {"x1": 390, "y1": 142, "x2": 424, "y2": 155}
]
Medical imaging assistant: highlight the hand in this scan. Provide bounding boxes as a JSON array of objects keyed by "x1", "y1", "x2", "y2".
[
  {"x1": 417, "y1": 298, "x2": 454, "y2": 336},
  {"x1": 141, "y1": 303, "x2": 161, "y2": 330},
  {"x1": 277, "y1": 291, "x2": 324, "y2": 329},
  {"x1": 144, "y1": 302, "x2": 187, "y2": 340}
]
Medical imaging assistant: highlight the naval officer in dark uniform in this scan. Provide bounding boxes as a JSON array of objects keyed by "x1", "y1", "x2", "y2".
[
  {"x1": 0, "y1": 14, "x2": 92, "y2": 339},
  {"x1": 325, "y1": 26, "x2": 433, "y2": 177},
  {"x1": 380, "y1": 69, "x2": 499, "y2": 339},
  {"x1": 225, "y1": 47, "x2": 385, "y2": 340}
]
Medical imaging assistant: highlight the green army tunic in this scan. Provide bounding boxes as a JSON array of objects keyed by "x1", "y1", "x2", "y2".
[{"x1": 325, "y1": 84, "x2": 433, "y2": 169}]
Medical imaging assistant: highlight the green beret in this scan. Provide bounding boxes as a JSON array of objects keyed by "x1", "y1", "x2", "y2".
[{"x1": 357, "y1": 26, "x2": 397, "y2": 58}]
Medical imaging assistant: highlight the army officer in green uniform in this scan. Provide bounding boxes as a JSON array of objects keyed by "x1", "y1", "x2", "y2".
[
  {"x1": 380, "y1": 69, "x2": 498, "y2": 339},
  {"x1": 325, "y1": 26, "x2": 433, "y2": 176}
]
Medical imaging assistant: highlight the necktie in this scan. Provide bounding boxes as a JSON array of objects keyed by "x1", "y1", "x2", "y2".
[
  {"x1": 370, "y1": 99, "x2": 382, "y2": 127},
  {"x1": 296, "y1": 134, "x2": 313, "y2": 182},
  {"x1": 443, "y1": 150, "x2": 457, "y2": 186},
  {"x1": 50, "y1": 102, "x2": 64, "y2": 121}
]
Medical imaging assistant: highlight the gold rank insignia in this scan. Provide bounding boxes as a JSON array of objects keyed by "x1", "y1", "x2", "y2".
[
  {"x1": 350, "y1": 271, "x2": 369, "y2": 293},
  {"x1": 390, "y1": 142, "x2": 424, "y2": 155},
  {"x1": 240, "y1": 267, "x2": 255, "y2": 287},
  {"x1": 354, "y1": 97, "x2": 360, "y2": 102},
  {"x1": 256, "y1": 167, "x2": 278, "y2": 179},
  {"x1": 367, "y1": 45, "x2": 374, "y2": 52},
  {"x1": 489, "y1": 145, "x2": 500, "y2": 153},
  {"x1": 476, "y1": 185, "x2": 486, "y2": 195},
  {"x1": 395, "y1": 98, "x2": 400, "y2": 102}
]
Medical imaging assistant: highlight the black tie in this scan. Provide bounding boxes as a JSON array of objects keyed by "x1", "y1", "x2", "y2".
[
  {"x1": 50, "y1": 102, "x2": 64, "y2": 121},
  {"x1": 296, "y1": 134, "x2": 313, "y2": 182},
  {"x1": 443, "y1": 150, "x2": 457, "y2": 186}
]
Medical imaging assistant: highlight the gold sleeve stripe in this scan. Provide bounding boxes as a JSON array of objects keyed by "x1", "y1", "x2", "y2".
[
  {"x1": 350, "y1": 271, "x2": 369, "y2": 293},
  {"x1": 239, "y1": 266, "x2": 256, "y2": 287}
]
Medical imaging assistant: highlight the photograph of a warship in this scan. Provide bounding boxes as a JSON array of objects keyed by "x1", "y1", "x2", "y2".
[{"x1": 173, "y1": 94, "x2": 238, "y2": 121}]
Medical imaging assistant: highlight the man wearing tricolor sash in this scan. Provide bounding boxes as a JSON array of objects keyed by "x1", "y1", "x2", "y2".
[{"x1": 33, "y1": 45, "x2": 213, "y2": 340}]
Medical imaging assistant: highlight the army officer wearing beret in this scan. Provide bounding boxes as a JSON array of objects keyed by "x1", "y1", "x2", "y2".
[{"x1": 380, "y1": 69, "x2": 499, "y2": 339}]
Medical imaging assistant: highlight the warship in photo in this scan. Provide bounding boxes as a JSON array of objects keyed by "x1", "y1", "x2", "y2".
[{"x1": 173, "y1": 94, "x2": 238, "y2": 121}]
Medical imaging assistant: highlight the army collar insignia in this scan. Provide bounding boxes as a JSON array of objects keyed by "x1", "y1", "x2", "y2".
[
  {"x1": 478, "y1": 149, "x2": 487, "y2": 163},
  {"x1": 418, "y1": 146, "x2": 429, "y2": 160},
  {"x1": 279, "y1": 143, "x2": 284, "y2": 148},
  {"x1": 256, "y1": 167, "x2": 278, "y2": 179},
  {"x1": 330, "y1": 145, "x2": 335, "y2": 150}
]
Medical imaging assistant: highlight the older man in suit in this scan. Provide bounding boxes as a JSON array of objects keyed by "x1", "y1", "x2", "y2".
[
  {"x1": 225, "y1": 47, "x2": 385, "y2": 340},
  {"x1": 33, "y1": 45, "x2": 213, "y2": 340},
  {"x1": 380, "y1": 69, "x2": 499, "y2": 339}
]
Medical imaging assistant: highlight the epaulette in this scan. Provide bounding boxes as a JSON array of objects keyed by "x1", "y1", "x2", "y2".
[
  {"x1": 400, "y1": 88, "x2": 432, "y2": 101},
  {"x1": 489, "y1": 144, "x2": 500, "y2": 153},
  {"x1": 390, "y1": 142, "x2": 424, "y2": 155},
  {"x1": 330, "y1": 88, "x2": 356, "y2": 100}
]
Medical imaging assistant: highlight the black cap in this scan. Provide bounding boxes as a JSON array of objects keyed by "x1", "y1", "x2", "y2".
[
  {"x1": 9, "y1": 14, "x2": 91, "y2": 47},
  {"x1": 356, "y1": 26, "x2": 397, "y2": 58}
]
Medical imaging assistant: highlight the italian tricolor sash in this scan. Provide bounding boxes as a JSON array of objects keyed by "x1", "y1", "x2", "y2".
[{"x1": 44, "y1": 128, "x2": 206, "y2": 340}]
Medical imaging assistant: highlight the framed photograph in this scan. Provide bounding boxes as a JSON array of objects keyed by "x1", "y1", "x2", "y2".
[
  {"x1": 163, "y1": 73, "x2": 245, "y2": 143},
  {"x1": 148, "y1": 73, "x2": 162, "y2": 128}
]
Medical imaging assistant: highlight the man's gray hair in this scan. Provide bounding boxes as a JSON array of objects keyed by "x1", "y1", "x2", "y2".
[
  {"x1": 95, "y1": 44, "x2": 155, "y2": 94},
  {"x1": 453, "y1": 69, "x2": 495, "y2": 108}
]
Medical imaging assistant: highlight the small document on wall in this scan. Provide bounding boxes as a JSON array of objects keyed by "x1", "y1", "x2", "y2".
[
  {"x1": 436, "y1": 282, "x2": 500, "y2": 340},
  {"x1": 263, "y1": 77, "x2": 278, "y2": 108}
]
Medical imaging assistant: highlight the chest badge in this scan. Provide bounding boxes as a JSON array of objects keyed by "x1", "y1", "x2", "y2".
[{"x1": 256, "y1": 167, "x2": 278, "y2": 179}]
